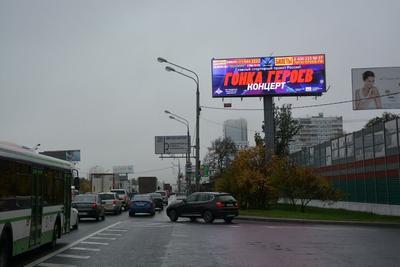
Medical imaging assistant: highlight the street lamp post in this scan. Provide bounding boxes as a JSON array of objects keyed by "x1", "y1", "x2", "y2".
[
  {"x1": 158, "y1": 57, "x2": 201, "y2": 192},
  {"x1": 165, "y1": 110, "x2": 191, "y2": 195}
]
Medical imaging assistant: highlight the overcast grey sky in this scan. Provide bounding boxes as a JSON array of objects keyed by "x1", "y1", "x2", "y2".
[{"x1": 1, "y1": 0, "x2": 399, "y2": 185}]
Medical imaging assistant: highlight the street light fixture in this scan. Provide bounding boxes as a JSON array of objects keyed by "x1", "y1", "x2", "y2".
[
  {"x1": 165, "y1": 66, "x2": 175, "y2": 72},
  {"x1": 166, "y1": 112, "x2": 191, "y2": 195},
  {"x1": 158, "y1": 57, "x2": 201, "y2": 192}
]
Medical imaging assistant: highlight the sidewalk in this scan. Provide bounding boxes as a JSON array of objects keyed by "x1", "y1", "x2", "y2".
[{"x1": 236, "y1": 215, "x2": 400, "y2": 228}]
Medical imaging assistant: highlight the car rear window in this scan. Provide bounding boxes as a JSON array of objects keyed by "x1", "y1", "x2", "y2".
[
  {"x1": 99, "y1": 194, "x2": 115, "y2": 200},
  {"x1": 156, "y1": 191, "x2": 166, "y2": 196},
  {"x1": 133, "y1": 195, "x2": 151, "y2": 201},
  {"x1": 111, "y1": 190, "x2": 126, "y2": 195},
  {"x1": 217, "y1": 195, "x2": 236, "y2": 202},
  {"x1": 74, "y1": 195, "x2": 96, "y2": 202}
]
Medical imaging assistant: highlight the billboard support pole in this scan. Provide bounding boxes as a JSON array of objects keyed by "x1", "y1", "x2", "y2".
[{"x1": 263, "y1": 96, "x2": 275, "y2": 164}]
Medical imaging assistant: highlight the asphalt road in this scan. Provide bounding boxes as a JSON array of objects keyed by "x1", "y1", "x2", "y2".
[{"x1": 13, "y1": 209, "x2": 400, "y2": 267}]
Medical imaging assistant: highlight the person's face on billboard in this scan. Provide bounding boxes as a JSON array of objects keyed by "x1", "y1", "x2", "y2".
[{"x1": 364, "y1": 76, "x2": 375, "y2": 89}]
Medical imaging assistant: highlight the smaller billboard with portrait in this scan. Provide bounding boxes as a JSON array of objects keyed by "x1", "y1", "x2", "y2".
[
  {"x1": 352, "y1": 67, "x2": 400, "y2": 110},
  {"x1": 211, "y1": 54, "x2": 326, "y2": 97}
]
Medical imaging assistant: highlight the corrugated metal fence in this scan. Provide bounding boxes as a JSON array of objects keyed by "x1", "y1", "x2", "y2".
[{"x1": 291, "y1": 118, "x2": 400, "y2": 205}]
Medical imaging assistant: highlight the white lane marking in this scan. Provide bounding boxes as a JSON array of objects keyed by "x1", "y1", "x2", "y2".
[
  {"x1": 105, "y1": 229, "x2": 128, "y2": 232},
  {"x1": 36, "y1": 263, "x2": 77, "y2": 267},
  {"x1": 24, "y1": 221, "x2": 121, "y2": 267},
  {"x1": 106, "y1": 228, "x2": 128, "y2": 231},
  {"x1": 96, "y1": 233, "x2": 122, "y2": 236},
  {"x1": 80, "y1": 241, "x2": 109, "y2": 246},
  {"x1": 88, "y1": 236, "x2": 116, "y2": 240},
  {"x1": 140, "y1": 225, "x2": 171, "y2": 228},
  {"x1": 70, "y1": 247, "x2": 101, "y2": 252},
  {"x1": 56, "y1": 254, "x2": 90, "y2": 260}
]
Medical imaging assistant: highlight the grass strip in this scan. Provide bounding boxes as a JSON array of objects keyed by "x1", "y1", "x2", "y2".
[{"x1": 239, "y1": 204, "x2": 400, "y2": 223}]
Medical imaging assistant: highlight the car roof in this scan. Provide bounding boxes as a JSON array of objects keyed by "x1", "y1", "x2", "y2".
[
  {"x1": 134, "y1": 194, "x2": 151, "y2": 198},
  {"x1": 193, "y1": 192, "x2": 230, "y2": 195}
]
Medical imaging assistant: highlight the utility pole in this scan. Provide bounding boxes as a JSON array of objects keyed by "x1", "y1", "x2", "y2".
[{"x1": 263, "y1": 96, "x2": 275, "y2": 163}]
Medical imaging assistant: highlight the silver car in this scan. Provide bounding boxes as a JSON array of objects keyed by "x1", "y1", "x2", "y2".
[{"x1": 99, "y1": 192, "x2": 122, "y2": 215}]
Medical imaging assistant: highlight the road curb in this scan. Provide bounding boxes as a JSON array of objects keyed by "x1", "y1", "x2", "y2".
[{"x1": 236, "y1": 216, "x2": 400, "y2": 228}]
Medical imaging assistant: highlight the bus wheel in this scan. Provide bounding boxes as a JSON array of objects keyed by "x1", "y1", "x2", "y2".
[
  {"x1": 49, "y1": 222, "x2": 59, "y2": 250},
  {"x1": 0, "y1": 231, "x2": 11, "y2": 267}
]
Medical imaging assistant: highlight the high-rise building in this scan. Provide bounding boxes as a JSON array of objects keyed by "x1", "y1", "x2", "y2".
[
  {"x1": 289, "y1": 113, "x2": 343, "y2": 153},
  {"x1": 223, "y1": 118, "x2": 249, "y2": 148}
]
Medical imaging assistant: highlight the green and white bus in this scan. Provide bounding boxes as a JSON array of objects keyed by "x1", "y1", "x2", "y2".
[{"x1": 0, "y1": 142, "x2": 73, "y2": 266}]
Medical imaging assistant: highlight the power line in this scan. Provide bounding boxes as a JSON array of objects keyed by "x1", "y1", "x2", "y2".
[
  {"x1": 134, "y1": 166, "x2": 173, "y2": 175},
  {"x1": 201, "y1": 117, "x2": 259, "y2": 133},
  {"x1": 201, "y1": 91, "x2": 400, "y2": 111}
]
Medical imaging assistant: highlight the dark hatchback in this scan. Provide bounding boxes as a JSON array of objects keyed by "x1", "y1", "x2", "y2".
[
  {"x1": 166, "y1": 192, "x2": 239, "y2": 223},
  {"x1": 148, "y1": 193, "x2": 164, "y2": 210},
  {"x1": 72, "y1": 194, "x2": 105, "y2": 221}
]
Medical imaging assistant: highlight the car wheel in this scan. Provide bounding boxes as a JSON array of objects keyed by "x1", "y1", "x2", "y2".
[
  {"x1": 102, "y1": 212, "x2": 105, "y2": 221},
  {"x1": 129, "y1": 211, "x2": 135, "y2": 217},
  {"x1": 151, "y1": 212, "x2": 155, "y2": 216},
  {"x1": 202, "y1": 210, "x2": 214, "y2": 223},
  {"x1": 96, "y1": 214, "x2": 100, "y2": 221},
  {"x1": 190, "y1": 217, "x2": 197, "y2": 222},
  {"x1": 119, "y1": 208, "x2": 122, "y2": 215},
  {"x1": 224, "y1": 217, "x2": 233, "y2": 223},
  {"x1": 0, "y1": 231, "x2": 11, "y2": 267},
  {"x1": 168, "y1": 209, "x2": 178, "y2": 222}
]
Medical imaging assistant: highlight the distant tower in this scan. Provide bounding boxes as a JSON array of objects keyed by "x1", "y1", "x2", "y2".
[{"x1": 223, "y1": 118, "x2": 249, "y2": 149}]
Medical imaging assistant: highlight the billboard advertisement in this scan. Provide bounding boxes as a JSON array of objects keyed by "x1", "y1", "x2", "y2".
[
  {"x1": 155, "y1": 136, "x2": 190, "y2": 154},
  {"x1": 212, "y1": 54, "x2": 326, "y2": 97},
  {"x1": 40, "y1": 150, "x2": 81, "y2": 162},
  {"x1": 113, "y1": 165, "x2": 134, "y2": 174},
  {"x1": 352, "y1": 67, "x2": 400, "y2": 110}
]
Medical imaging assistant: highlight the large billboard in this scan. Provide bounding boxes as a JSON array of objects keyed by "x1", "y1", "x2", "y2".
[
  {"x1": 40, "y1": 150, "x2": 81, "y2": 162},
  {"x1": 352, "y1": 67, "x2": 400, "y2": 110},
  {"x1": 212, "y1": 54, "x2": 326, "y2": 97},
  {"x1": 155, "y1": 136, "x2": 190, "y2": 154},
  {"x1": 113, "y1": 165, "x2": 134, "y2": 174}
]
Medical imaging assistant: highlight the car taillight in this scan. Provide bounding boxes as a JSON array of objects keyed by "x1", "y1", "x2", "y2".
[
  {"x1": 112, "y1": 199, "x2": 116, "y2": 205},
  {"x1": 216, "y1": 201, "x2": 224, "y2": 208},
  {"x1": 92, "y1": 203, "x2": 97, "y2": 209},
  {"x1": 234, "y1": 202, "x2": 238, "y2": 208}
]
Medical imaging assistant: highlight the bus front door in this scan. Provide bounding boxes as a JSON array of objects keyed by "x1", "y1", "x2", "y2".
[
  {"x1": 64, "y1": 172, "x2": 72, "y2": 234},
  {"x1": 29, "y1": 168, "x2": 43, "y2": 247}
]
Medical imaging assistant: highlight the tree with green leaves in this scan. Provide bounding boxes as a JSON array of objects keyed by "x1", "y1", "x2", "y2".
[
  {"x1": 215, "y1": 144, "x2": 278, "y2": 209},
  {"x1": 203, "y1": 137, "x2": 237, "y2": 176},
  {"x1": 270, "y1": 157, "x2": 342, "y2": 212},
  {"x1": 274, "y1": 104, "x2": 302, "y2": 157},
  {"x1": 365, "y1": 112, "x2": 398, "y2": 128},
  {"x1": 259, "y1": 104, "x2": 302, "y2": 157}
]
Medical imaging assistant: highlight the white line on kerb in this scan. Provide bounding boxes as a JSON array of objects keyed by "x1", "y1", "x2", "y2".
[
  {"x1": 56, "y1": 254, "x2": 90, "y2": 259},
  {"x1": 24, "y1": 221, "x2": 121, "y2": 267},
  {"x1": 88, "y1": 236, "x2": 116, "y2": 240},
  {"x1": 36, "y1": 263, "x2": 77, "y2": 267},
  {"x1": 70, "y1": 247, "x2": 101, "y2": 252}
]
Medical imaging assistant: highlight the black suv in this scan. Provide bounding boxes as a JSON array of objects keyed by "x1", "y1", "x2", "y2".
[{"x1": 166, "y1": 192, "x2": 239, "y2": 223}]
